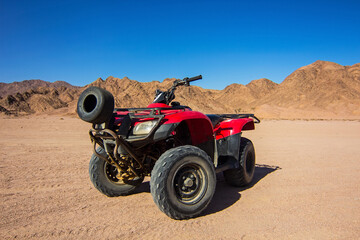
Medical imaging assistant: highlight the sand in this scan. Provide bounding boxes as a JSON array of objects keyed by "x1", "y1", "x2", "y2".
[{"x1": 1, "y1": 116, "x2": 360, "y2": 239}]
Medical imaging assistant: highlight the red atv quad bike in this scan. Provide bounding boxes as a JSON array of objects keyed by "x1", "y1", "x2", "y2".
[{"x1": 77, "y1": 75, "x2": 260, "y2": 220}]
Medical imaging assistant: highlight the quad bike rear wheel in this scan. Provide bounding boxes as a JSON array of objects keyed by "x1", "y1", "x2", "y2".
[
  {"x1": 223, "y1": 137, "x2": 255, "y2": 187},
  {"x1": 150, "y1": 145, "x2": 216, "y2": 220},
  {"x1": 89, "y1": 148, "x2": 144, "y2": 196}
]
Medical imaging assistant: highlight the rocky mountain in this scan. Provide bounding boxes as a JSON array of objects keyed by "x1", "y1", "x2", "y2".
[
  {"x1": 0, "y1": 81, "x2": 80, "y2": 115},
  {"x1": 254, "y1": 61, "x2": 360, "y2": 118},
  {"x1": 87, "y1": 76, "x2": 229, "y2": 113},
  {"x1": 0, "y1": 80, "x2": 78, "y2": 98},
  {"x1": 1, "y1": 60, "x2": 359, "y2": 119}
]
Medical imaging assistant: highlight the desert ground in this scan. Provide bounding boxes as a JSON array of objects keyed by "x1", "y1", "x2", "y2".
[{"x1": 1, "y1": 116, "x2": 360, "y2": 239}]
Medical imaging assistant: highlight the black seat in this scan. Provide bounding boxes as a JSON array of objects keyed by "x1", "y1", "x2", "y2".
[{"x1": 206, "y1": 114, "x2": 223, "y2": 128}]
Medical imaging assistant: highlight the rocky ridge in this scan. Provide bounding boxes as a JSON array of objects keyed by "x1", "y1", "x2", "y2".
[{"x1": 1, "y1": 60, "x2": 359, "y2": 119}]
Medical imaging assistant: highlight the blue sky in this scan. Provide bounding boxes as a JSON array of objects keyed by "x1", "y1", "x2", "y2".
[{"x1": 0, "y1": 0, "x2": 359, "y2": 90}]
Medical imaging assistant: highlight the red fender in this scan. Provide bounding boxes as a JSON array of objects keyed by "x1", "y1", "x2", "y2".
[
  {"x1": 115, "y1": 103, "x2": 214, "y2": 145},
  {"x1": 214, "y1": 118, "x2": 255, "y2": 140},
  {"x1": 163, "y1": 111, "x2": 213, "y2": 145},
  {"x1": 147, "y1": 103, "x2": 170, "y2": 108}
]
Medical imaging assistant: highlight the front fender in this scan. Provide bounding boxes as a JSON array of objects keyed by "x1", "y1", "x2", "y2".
[
  {"x1": 162, "y1": 111, "x2": 214, "y2": 145},
  {"x1": 154, "y1": 111, "x2": 215, "y2": 161}
]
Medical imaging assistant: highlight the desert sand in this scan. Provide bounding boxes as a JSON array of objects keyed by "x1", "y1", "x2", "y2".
[{"x1": 1, "y1": 116, "x2": 360, "y2": 239}]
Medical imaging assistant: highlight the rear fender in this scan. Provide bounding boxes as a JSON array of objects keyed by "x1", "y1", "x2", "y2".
[{"x1": 214, "y1": 118, "x2": 254, "y2": 140}]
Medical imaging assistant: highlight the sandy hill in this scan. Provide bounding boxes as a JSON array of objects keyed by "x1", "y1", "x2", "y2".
[
  {"x1": 0, "y1": 60, "x2": 359, "y2": 119},
  {"x1": 254, "y1": 61, "x2": 360, "y2": 118}
]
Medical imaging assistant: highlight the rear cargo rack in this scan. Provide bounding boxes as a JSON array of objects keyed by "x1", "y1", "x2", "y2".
[{"x1": 219, "y1": 114, "x2": 261, "y2": 123}]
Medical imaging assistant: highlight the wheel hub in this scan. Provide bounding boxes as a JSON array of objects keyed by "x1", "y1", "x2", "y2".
[
  {"x1": 184, "y1": 178, "x2": 194, "y2": 187},
  {"x1": 174, "y1": 163, "x2": 207, "y2": 205}
]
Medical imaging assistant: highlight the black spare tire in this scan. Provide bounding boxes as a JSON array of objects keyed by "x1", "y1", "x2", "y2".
[{"x1": 77, "y1": 86, "x2": 114, "y2": 124}]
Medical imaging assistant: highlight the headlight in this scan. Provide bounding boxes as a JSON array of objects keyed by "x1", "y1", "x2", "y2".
[{"x1": 133, "y1": 120, "x2": 158, "y2": 135}]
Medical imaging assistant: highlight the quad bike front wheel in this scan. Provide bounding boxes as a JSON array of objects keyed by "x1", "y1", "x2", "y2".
[
  {"x1": 150, "y1": 145, "x2": 216, "y2": 220},
  {"x1": 223, "y1": 137, "x2": 256, "y2": 187},
  {"x1": 89, "y1": 148, "x2": 144, "y2": 196}
]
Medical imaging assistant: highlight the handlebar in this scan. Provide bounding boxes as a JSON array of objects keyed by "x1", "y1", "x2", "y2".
[
  {"x1": 174, "y1": 75, "x2": 202, "y2": 88},
  {"x1": 187, "y1": 75, "x2": 202, "y2": 82},
  {"x1": 153, "y1": 75, "x2": 203, "y2": 104}
]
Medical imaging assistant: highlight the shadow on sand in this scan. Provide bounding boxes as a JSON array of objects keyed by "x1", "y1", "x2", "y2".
[
  {"x1": 134, "y1": 181, "x2": 151, "y2": 194},
  {"x1": 202, "y1": 164, "x2": 281, "y2": 217},
  {"x1": 134, "y1": 164, "x2": 281, "y2": 217}
]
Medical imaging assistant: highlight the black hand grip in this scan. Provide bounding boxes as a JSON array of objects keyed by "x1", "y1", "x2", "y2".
[{"x1": 187, "y1": 75, "x2": 202, "y2": 82}]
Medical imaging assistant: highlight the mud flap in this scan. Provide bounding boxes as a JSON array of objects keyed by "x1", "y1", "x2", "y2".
[{"x1": 216, "y1": 133, "x2": 241, "y2": 169}]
